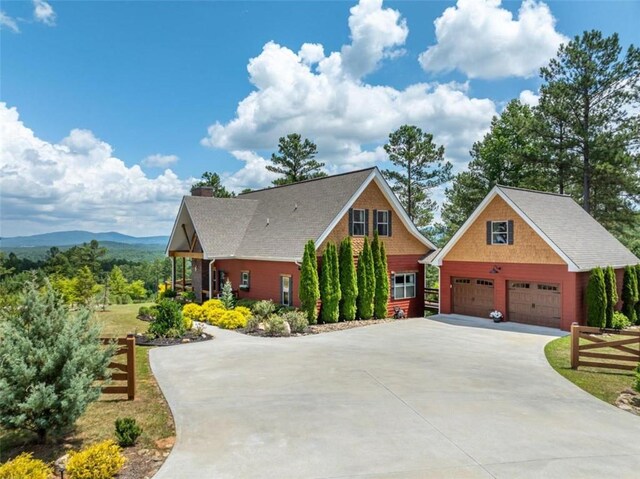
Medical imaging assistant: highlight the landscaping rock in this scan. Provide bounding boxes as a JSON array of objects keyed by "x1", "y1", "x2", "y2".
[
  {"x1": 54, "y1": 453, "x2": 68, "y2": 472},
  {"x1": 283, "y1": 321, "x2": 291, "y2": 336},
  {"x1": 615, "y1": 388, "x2": 640, "y2": 415}
]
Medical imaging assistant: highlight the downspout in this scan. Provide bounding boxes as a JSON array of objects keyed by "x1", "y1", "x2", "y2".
[{"x1": 208, "y1": 259, "x2": 215, "y2": 300}]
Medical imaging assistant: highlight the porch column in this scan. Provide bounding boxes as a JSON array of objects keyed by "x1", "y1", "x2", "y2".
[{"x1": 171, "y1": 257, "x2": 176, "y2": 291}]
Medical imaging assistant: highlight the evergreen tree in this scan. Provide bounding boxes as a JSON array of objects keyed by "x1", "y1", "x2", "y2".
[
  {"x1": 338, "y1": 238, "x2": 358, "y2": 321},
  {"x1": 383, "y1": 125, "x2": 452, "y2": 228},
  {"x1": 621, "y1": 265, "x2": 639, "y2": 324},
  {"x1": 221, "y1": 279, "x2": 235, "y2": 309},
  {"x1": 604, "y1": 266, "x2": 619, "y2": 329},
  {"x1": 636, "y1": 265, "x2": 640, "y2": 321},
  {"x1": 357, "y1": 238, "x2": 375, "y2": 319},
  {"x1": 0, "y1": 280, "x2": 114, "y2": 443},
  {"x1": 109, "y1": 266, "x2": 129, "y2": 298},
  {"x1": 374, "y1": 239, "x2": 390, "y2": 319},
  {"x1": 266, "y1": 133, "x2": 326, "y2": 186},
  {"x1": 75, "y1": 265, "x2": 99, "y2": 305},
  {"x1": 320, "y1": 243, "x2": 340, "y2": 323},
  {"x1": 191, "y1": 171, "x2": 234, "y2": 197},
  {"x1": 371, "y1": 233, "x2": 381, "y2": 306},
  {"x1": 586, "y1": 267, "x2": 607, "y2": 328},
  {"x1": 299, "y1": 240, "x2": 320, "y2": 324}
]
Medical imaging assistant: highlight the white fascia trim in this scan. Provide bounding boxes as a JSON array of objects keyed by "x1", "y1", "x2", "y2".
[
  {"x1": 314, "y1": 169, "x2": 377, "y2": 249},
  {"x1": 165, "y1": 199, "x2": 187, "y2": 257},
  {"x1": 314, "y1": 168, "x2": 437, "y2": 252},
  {"x1": 431, "y1": 186, "x2": 579, "y2": 272},
  {"x1": 204, "y1": 255, "x2": 301, "y2": 263}
]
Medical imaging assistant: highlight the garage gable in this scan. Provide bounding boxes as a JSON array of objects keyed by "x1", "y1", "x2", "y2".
[{"x1": 439, "y1": 195, "x2": 567, "y2": 266}]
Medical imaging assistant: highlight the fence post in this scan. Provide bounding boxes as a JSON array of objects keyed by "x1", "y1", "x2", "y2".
[
  {"x1": 126, "y1": 334, "x2": 136, "y2": 400},
  {"x1": 570, "y1": 322, "x2": 579, "y2": 370}
]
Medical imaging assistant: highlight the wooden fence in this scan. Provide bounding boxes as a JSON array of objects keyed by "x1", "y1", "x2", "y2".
[
  {"x1": 570, "y1": 323, "x2": 640, "y2": 371},
  {"x1": 424, "y1": 288, "x2": 439, "y2": 311},
  {"x1": 100, "y1": 334, "x2": 136, "y2": 400}
]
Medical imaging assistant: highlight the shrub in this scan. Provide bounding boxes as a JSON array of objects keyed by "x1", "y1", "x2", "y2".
[
  {"x1": 220, "y1": 280, "x2": 235, "y2": 309},
  {"x1": 264, "y1": 315, "x2": 290, "y2": 337},
  {"x1": 282, "y1": 310, "x2": 308, "y2": 333},
  {"x1": 373, "y1": 235, "x2": 389, "y2": 319},
  {"x1": 0, "y1": 453, "x2": 52, "y2": 479},
  {"x1": 114, "y1": 417, "x2": 143, "y2": 447},
  {"x1": 612, "y1": 311, "x2": 630, "y2": 330},
  {"x1": 0, "y1": 281, "x2": 113, "y2": 443},
  {"x1": 148, "y1": 299, "x2": 185, "y2": 338},
  {"x1": 202, "y1": 299, "x2": 226, "y2": 326},
  {"x1": 66, "y1": 440, "x2": 126, "y2": 479},
  {"x1": 339, "y1": 237, "x2": 357, "y2": 321},
  {"x1": 252, "y1": 300, "x2": 275, "y2": 320},
  {"x1": 234, "y1": 306, "x2": 252, "y2": 320},
  {"x1": 138, "y1": 305, "x2": 152, "y2": 317},
  {"x1": 586, "y1": 267, "x2": 606, "y2": 327},
  {"x1": 320, "y1": 242, "x2": 340, "y2": 323},
  {"x1": 217, "y1": 310, "x2": 247, "y2": 329},
  {"x1": 113, "y1": 294, "x2": 132, "y2": 305},
  {"x1": 274, "y1": 304, "x2": 296, "y2": 314},
  {"x1": 622, "y1": 265, "x2": 639, "y2": 324},
  {"x1": 604, "y1": 266, "x2": 618, "y2": 329},
  {"x1": 182, "y1": 303, "x2": 203, "y2": 323},
  {"x1": 202, "y1": 299, "x2": 224, "y2": 310},
  {"x1": 235, "y1": 298, "x2": 258, "y2": 309},
  {"x1": 245, "y1": 315, "x2": 262, "y2": 332},
  {"x1": 635, "y1": 363, "x2": 640, "y2": 394},
  {"x1": 160, "y1": 288, "x2": 177, "y2": 299},
  {"x1": 299, "y1": 240, "x2": 320, "y2": 324},
  {"x1": 357, "y1": 238, "x2": 375, "y2": 320},
  {"x1": 181, "y1": 291, "x2": 196, "y2": 302}
]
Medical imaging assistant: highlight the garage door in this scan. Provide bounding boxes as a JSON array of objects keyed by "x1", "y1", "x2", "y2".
[
  {"x1": 508, "y1": 281, "x2": 561, "y2": 328},
  {"x1": 452, "y1": 278, "x2": 494, "y2": 318}
]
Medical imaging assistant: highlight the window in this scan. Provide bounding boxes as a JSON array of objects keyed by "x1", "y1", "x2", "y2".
[
  {"x1": 394, "y1": 273, "x2": 416, "y2": 299},
  {"x1": 454, "y1": 278, "x2": 471, "y2": 284},
  {"x1": 511, "y1": 282, "x2": 530, "y2": 289},
  {"x1": 491, "y1": 221, "x2": 508, "y2": 245},
  {"x1": 376, "y1": 210, "x2": 389, "y2": 236},
  {"x1": 240, "y1": 271, "x2": 250, "y2": 290},
  {"x1": 538, "y1": 283, "x2": 559, "y2": 291},
  {"x1": 352, "y1": 209, "x2": 366, "y2": 236},
  {"x1": 476, "y1": 280, "x2": 494, "y2": 287},
  {"x1": 281, "y1": 276, "x2": 292, "y2": 306}
]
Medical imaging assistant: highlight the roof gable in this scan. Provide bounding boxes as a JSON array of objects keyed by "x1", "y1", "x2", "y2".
[{"x1": 433, "y1": 186, "x2": 639, "y2": 272}]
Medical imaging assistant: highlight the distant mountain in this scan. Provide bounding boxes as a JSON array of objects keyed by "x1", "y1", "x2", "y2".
[{"x1": 0, "y1": 230, "x2": 169, "y2": 248}]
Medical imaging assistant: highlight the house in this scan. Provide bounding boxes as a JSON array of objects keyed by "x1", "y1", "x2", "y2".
[
  {"x1": 166, "y1": 167, "x2": 437, "y2": 317},
  {"x1": 432, "y1": 185, "x2": 639, "y2": 330}
]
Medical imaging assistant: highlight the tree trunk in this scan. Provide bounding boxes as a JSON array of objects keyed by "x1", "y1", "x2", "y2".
[
  {"x1": 407, "y1": 161, "x2": 413, "y2": 220},
  {"x1": 37, "y1": 428, "x2": 47, "y2": 444},
  {"x1": 582, "y1": 94, "x2": 591, "y2": 213}
]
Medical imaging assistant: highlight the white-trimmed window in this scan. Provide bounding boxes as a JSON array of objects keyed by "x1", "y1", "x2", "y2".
[
  {"x1": 352, "y1": 209, "x2": 366, "y2": 236},
  {"x1": 281, "y1": 275, "x2": 292, "y2": 306},
  {"x1": 376, "y1": 210, "x2": 389, "y2": 236},
  {"x1": 240, "y1": 271, "x2": 250, "y2": 289},
  {"x1": 394, "y1": 273, "x2": 416, "y2": 299},
  {"x1": 491, "y1": 221, "x2": 509, "y2": 245}
]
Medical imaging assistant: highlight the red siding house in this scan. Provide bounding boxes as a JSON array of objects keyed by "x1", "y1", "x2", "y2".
[
  {"x1": 432, "y1": 186, "x2": 639, "y2": 331},
  {"x1": 166, "y1": 168, "x2": 437, "y2": 318}
]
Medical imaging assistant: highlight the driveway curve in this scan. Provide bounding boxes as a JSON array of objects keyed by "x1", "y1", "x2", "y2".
[{"x1": 150, "y1": 316, "x2": 640, "y2": 479}]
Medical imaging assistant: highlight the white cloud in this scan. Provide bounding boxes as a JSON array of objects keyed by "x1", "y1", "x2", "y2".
[
  {"x1": 0, "y1": 11, "x2": 19, "y2": 33},
  {"x1": 202, "y1": 0, "x2": 497, "y2": 189},
  {"x1": 0, "y1": 103, "x2": 191, "y2": 236},
  {"x1": 33, "y1": 0, "x2": 55, "y2": 26},
  {"x1": 419, "y1": 0, "x2": 567, "y2": 79},
  {"x1": 141, "y1": 154, "x2": 179, "y2": 168},
  {"x1": 519, "y1": 89, "x2": 540, "y2": 107},
  {"x1": 223, "y1": 150, "x2": 279, "y2": 192}
]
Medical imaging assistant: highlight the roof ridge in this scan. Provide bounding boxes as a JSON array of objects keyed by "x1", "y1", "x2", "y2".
[
  {"x1": 496, "y1": 184, "x2": 572, "y2": 198},
  {"x1": 238, "y1": 167, "x2": 377, "y2": 196}
]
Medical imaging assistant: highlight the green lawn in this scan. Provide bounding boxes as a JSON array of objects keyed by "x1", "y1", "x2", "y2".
[
  {"x1": 545, "y1": 335, "x2": 637, "y2": 404},
  {"x1": 0, "y1": 303, "x2": 175, "y2": 463}
]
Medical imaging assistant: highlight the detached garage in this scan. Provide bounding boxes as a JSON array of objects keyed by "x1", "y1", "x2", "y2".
[{"x1": 432, "y1": 186, "x2": 639, "y2": 331}]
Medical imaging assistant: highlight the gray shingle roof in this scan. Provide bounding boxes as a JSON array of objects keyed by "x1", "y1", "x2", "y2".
[
  {"x1": 498, "y1": 186, "x2": 639, "y2": 271},
  {"x1": 176, "y1": 168, "x2": 378, "y2": 260}
]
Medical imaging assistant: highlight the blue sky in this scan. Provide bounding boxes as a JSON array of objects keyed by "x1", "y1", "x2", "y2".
[{"x1": 1, "y1": 0, "x2": 639, "y2": 236}]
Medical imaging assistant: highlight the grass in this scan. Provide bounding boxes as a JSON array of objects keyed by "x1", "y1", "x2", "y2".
[
  {"x1": 545, "y1": 334, "x2": 638, "y2": 404},
  {"x1": 0, "y1": 303, "x2": 175, "y2": 464}
]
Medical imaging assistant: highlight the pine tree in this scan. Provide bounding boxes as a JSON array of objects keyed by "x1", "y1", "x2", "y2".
[
  {"x1": 374, "y1": 240, "x2": 390, "y2": 319},
  {"x1": 330, "y1": 242, "x2": 341, "y2": 320},
  {"x1": 604, "y1": 266, "x2": 618, "y2": 329},
  {"x1": 586, "y1": 267, "x2": 607, "y2": 328},
  {"x1": 320, "y1": 243, "x2": 339, "y2": 323},
  {"x1": 339, "y1": 238, "x2": 358, "y2": 321},
  {"x1": 299, "y1": 240, "x2": 320, "y2": 324},
  {"x1": 357, "y1": 238, "x2": 375, "y2": 319},
  {"x1": 0, "y1": 280, "x2": 113, "y2": 443},
  {"x1": 266, "y1": 133, "x2": 326, "y2": 186},
  {"x1": 636, "y1": 265, "x2": 640, "y2": 321},
  {"x1": 621, "y1": 265, "x2": 639, "y2": 324}
]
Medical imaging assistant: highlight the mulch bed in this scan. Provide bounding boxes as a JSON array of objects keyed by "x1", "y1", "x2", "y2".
[
  {"x1": 243, "y1": 317, "x2": 406, "y2": 337},
  {"x1": 135, "y1": 331, "x2": 214, "y2": 347},
  {"x1": 117, "y1": 438, "x2": 175, "y2": 479}
]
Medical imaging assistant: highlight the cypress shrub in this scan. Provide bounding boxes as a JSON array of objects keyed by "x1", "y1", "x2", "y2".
[
  {"x1": 299, "y1": 240, "x2": 320, "y2": 324},
  {"x1": 586, "y1": 267, "x2": 606, "y2": 328},
  {"x1": 339, "y1": 238, "x2": 358, "y2": 321},
  {"x1": 604, "y1": 266, "x2": 618, "y2": 329},
  {"x1": 636, "y1": 265, "x2": 640, "y2": 322},
  {"x1": 374, "y1": 238, "x2": 390, "y2": 319},
  {"x1": 357, "y1": 238, "x2": 375, "y2": 319},
  {"x1": 320, "y1": 243, "x2": 340, "y2": 323},
  {"x1": 621, "y1": 265, "x2": 639, "y2": 324}
]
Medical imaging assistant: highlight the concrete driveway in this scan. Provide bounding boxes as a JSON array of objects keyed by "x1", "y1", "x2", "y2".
[{"x1": 150, "y1": 315, "x2": 640, "y2": 478}]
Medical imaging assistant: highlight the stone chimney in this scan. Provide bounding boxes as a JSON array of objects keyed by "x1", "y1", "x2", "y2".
[{"x1": 191, "y1": 186, "x2": 214, "y2": 197}]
